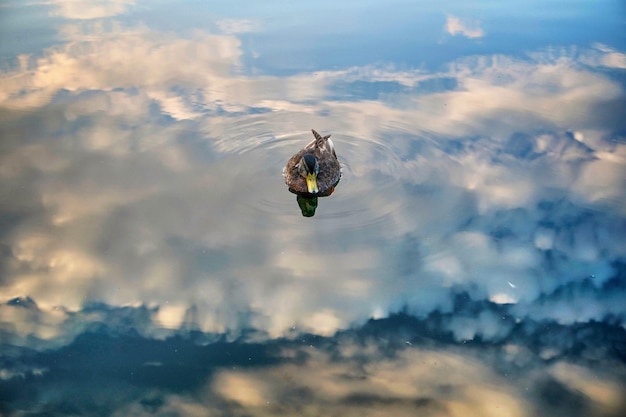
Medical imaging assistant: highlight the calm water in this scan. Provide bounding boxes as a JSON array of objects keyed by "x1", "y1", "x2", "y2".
[{"x1": 1, "y1": 0, "x2": 626, "y2": 416}]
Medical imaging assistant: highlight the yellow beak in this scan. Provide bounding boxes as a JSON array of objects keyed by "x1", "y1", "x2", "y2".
[{"x1": 306, "y1": 172, "x2": 318, "y2": 194}]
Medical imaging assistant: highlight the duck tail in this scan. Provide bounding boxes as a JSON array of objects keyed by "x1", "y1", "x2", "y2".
[{"x1": 311, "y1": 129, "x2": 331, "y2": 147}]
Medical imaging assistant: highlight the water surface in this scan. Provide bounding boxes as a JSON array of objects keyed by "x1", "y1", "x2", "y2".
[{"x1": 1, "y1": 0, "x2": 626, "y2": 416}]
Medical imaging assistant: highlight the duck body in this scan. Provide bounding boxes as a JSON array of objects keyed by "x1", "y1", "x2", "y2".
[{"x1": 284, "y1": 129, "x2": 341, "y2": 197}]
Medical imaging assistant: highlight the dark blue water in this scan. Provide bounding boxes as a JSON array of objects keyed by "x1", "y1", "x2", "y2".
[{"x1": 1, "y1": 1, "x2": 625, "y2": 416}]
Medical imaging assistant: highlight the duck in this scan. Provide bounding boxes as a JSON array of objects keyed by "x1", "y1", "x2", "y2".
[{"x1": 284, "y1": 129, "x2": 341, "y2": 197}]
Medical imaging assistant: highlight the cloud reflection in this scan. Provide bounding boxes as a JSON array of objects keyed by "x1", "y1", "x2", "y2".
[
  {"x1": 210, "y1": 346, "x2": 529, "y2": 417},
  {"x1": 0, "y1": 11, "x2": 625, "y2": 358},
  {"x1": 4, "y1": 327, "x2": 615, "y2": 417},
  {"x1": 49, "y1": 0, "x2": 136, "y2": 20},
  {"x1": 445, "y1": 15, "x2": 485, "y2": 39},
  {"x1": 0, "y1": 1, "x2": 625, "y2": 414}
]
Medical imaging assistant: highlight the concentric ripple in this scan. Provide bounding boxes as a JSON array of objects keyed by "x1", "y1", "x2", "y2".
[{"x1": 214, "y1": 120, "x2": 413, "y2": 234}]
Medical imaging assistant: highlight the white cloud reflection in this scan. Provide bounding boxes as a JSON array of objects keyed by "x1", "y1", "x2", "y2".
[
  {"x1": 49, "y1": 0, "x2": 136, "y2": 20},
  {"x1": 445, "y1": 15, "x2": 485, "y2": 39},
  {"x1": 0, "y1": 16, "x2": 625, "y2": 353},
  {"x1": 210, "y1": 347, "x2": 528, "y2": 417}
]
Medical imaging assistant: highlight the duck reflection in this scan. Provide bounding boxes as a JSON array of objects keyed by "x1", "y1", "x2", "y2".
[
  {"x1": 284, "y1": 129, "x2": 341, "y2": 217},
  {"x1": 296, "y1": 195, "x2": 318, "y2": 217}
]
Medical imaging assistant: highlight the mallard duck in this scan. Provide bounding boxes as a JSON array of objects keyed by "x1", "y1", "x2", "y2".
[{"x1": 284, "y1": 129, "x2": 341, "y2": 197}]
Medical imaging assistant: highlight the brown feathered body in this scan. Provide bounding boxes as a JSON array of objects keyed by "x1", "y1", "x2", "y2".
[{"x1": 284, "y1": 129, "x2": 341, "y2": 196}]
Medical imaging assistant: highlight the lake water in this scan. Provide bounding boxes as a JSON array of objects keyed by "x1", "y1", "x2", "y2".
[{"x1": 1, "y1": 0, "x2": 626, "y2": 416}]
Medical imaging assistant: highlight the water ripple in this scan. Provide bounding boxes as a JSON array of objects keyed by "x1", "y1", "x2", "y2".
[{"x1": 221, "y1": 126, "x2": 411, "y2": 233}]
